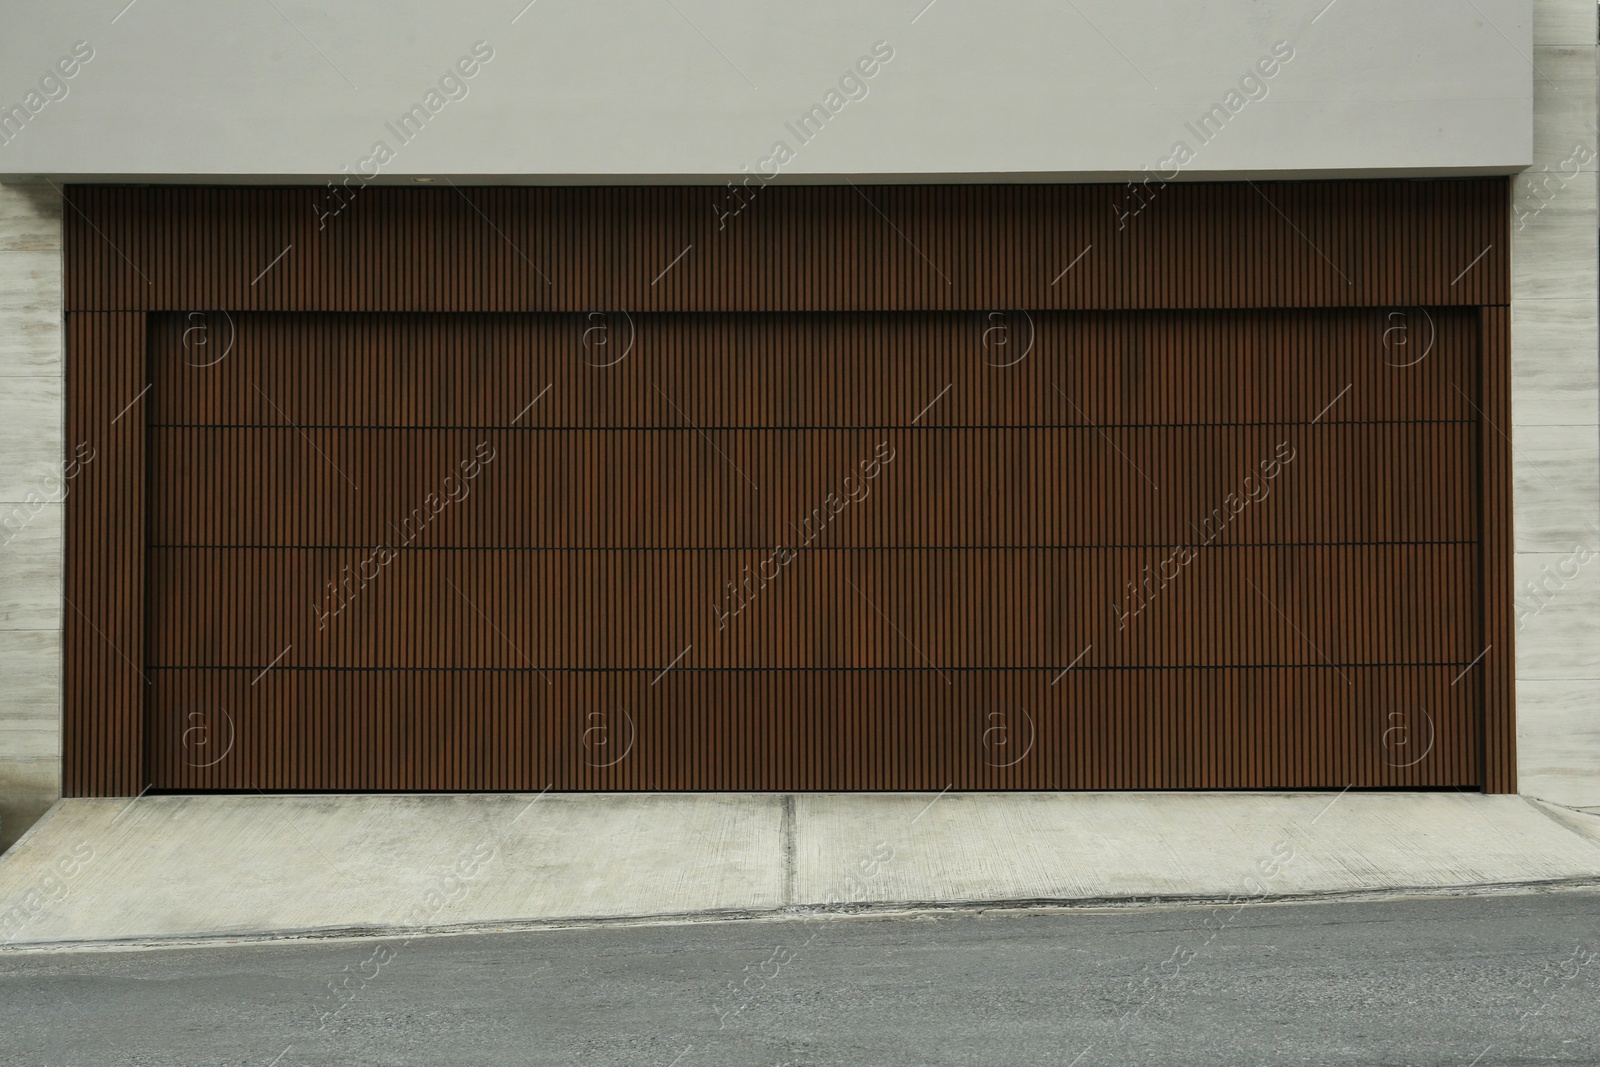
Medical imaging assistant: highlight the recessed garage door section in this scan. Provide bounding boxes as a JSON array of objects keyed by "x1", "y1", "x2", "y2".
[{"x1": 62, "y1": 183, "x2": 1514, "y2": 793}]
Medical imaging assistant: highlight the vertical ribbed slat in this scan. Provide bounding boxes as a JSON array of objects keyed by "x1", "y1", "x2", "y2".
[
  {"x1": 1478, "y1": 306, "x2": 1516, "y2": 793},
  {"x1": 64, "y1": 182, "x2": 1510, "y2": 313},
  {"x1": 64, "y1": 312, "x2": 149, "y2": 797}
]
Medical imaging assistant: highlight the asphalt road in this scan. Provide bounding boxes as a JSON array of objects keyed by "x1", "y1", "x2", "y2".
[{"x1": 3, "y1": 891, "x2": 1599, "y2": 1066}]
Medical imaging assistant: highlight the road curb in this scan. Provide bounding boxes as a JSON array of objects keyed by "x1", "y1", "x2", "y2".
[{"x1": 4, "y1": 875, "x2": 1598, "y2": 954}]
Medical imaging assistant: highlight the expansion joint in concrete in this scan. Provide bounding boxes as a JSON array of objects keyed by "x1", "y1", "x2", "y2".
[{"x1": 781, "y1": 794, "x2": 797, "y2": 907}]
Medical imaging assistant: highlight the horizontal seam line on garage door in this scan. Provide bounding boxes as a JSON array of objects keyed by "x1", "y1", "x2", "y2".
[
  {"x1": 149, "y1": 542, "x2": 1485, "y2": 550},
  {"x1": 147, "y1": 420, "x2": 1483, "y2": 430},
  {"x1": 147, "y1": 663, "x2": 1486, "y2": 672}
]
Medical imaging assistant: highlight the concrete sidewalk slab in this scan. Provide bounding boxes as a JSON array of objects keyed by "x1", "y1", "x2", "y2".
[
  {"x1": 796, "y1": 792, "x2": 1600, "y2": 905},
  {"x1": 1, "y1": 792, "x2": 1599, "y2": 949},
  {"x1": 0, "y1": 794, "x2": 785, "y2": 947}
]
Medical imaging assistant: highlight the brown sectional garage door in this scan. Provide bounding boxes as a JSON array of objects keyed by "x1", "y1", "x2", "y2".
[{"x1": 62, "y1": 183, "x2": 1515, "y2": 793}]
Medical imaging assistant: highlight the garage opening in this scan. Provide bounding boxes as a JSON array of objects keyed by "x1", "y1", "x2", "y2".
[{"x1": 62, "y1": 182, "x2": 1515, "y2": 793}]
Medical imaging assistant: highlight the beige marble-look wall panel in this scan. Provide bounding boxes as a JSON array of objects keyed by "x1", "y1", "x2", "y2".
[
  {"x1": 0, "y1": 185, "x2": 62, "y2": 381},
  {"x1": 1512, "y1": 48, "x2": 1598, "y2": 304},
  {"x1": 1527, "y1": 104, "x2": 1597, "y2": 183},
  {"x1": 1533, "y1": 0, "x2": 1595, "y2": 45},
  {"x1": 1511, "y1": 297, "x2": 1600, "y2": 426},
  {"x1": 1510, "y1": 423, "x2": 1600, "y2": 551},
  {"x1": 0, "y1": 306, "x2": 61, "y2": 377},
  {"x1": 1511, "y1": 217, "x2": 1597, "y2": 303},
  {"x1": 0, "y1": 759, "x2": 60, "y2": 854},
  {"x1": 0, "y1": 376, "x2": 63, "y2": 501},
  {"x1": 0, "y1": 183, "x2": 62, "y2": 850},
  {"x1": 1515, "y1": 548, "x2": 1600, "y2": 675},
  {"x1": 1513, "y1": 9, "x2": 1598, "y2": 803},
  {"x1": 1517, "y1": 679, "x2": 1600, "y2": 805},
  {"x1": 0, "y1": 250, "x2": 61, "y2": 318},
  {"x1": 0, "y1": 184, "x2": 61, "y2": 252},
  {"x1": 1515, "y1": 177, "x2": 1594, "y2": 241},
  {"x1": 0, "y1": 630, "x2": 59, "y2": 761},
  {"x1": 0, "y1": 501, "x2": 61, "y2": 632}
]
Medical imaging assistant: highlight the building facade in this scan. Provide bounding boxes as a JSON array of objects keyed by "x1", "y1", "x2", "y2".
[{"x1": 0, "y1": 0, "x2": 1594, "y2": 846}]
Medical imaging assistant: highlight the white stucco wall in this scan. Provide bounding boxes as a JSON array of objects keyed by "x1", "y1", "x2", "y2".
[{"x1": 0, "y1": 0, "x2": 1531, "y2": 182}]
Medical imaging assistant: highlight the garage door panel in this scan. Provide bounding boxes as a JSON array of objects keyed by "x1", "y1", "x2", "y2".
[
  {"x1": 93, "y1": 182, "x2": 1508, "y2": 795},
  {"x1": 148, "y1": 664, "x2": 1479, "y2": 791},
  {"x1": 149, "y1": 546, "x2": 1479, "y2": 670},
  {"x1": 150, "y1": 425, "x2": 1478, "y2": 548},
  {"x1": 148, "y1": 309, "x2": 1481, "y2": 430}
]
